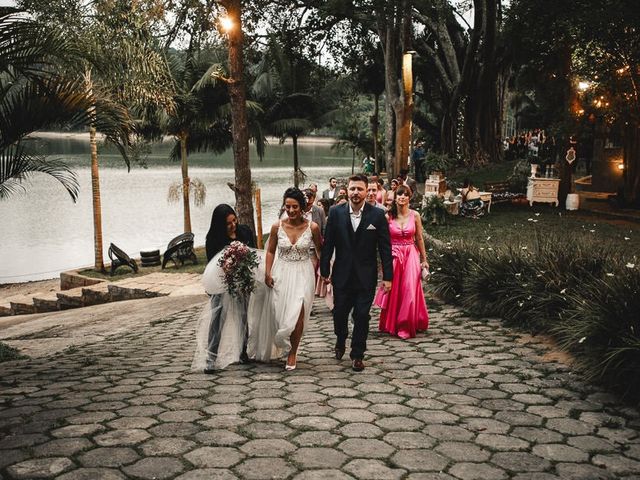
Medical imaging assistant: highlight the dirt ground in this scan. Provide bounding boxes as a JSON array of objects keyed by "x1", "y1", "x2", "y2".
[{"x1": 0, "y1": 278, "x2": 60, "y2": 301}]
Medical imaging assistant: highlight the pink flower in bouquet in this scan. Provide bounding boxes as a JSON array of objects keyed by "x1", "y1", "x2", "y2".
[{"x1": 217, "y1": 241, "x2": 259, "y2": 298}]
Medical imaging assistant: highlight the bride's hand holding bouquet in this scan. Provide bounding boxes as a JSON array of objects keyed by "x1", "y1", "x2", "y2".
[{"x1": 218, "y1": 241, "x2": 260, "y2": 299}]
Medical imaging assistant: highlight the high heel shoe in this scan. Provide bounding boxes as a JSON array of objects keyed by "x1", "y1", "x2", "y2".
[{"x1": 285, "y1": 355, "x2": 297, "y2": 371}]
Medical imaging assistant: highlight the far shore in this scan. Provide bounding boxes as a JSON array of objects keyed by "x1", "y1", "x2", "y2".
[{"x1": 28, "y1": 131, "x2": 339, "y2": 146}]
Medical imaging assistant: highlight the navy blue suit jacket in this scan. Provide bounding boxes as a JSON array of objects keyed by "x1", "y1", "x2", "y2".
[{"x1": 320, "y1": 202, "x2": 393, "y2": 291}]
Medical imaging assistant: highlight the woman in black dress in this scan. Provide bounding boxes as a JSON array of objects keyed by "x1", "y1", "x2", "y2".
[{"x1": 194, "y1": 204, "x2": 255, "y2": 372}]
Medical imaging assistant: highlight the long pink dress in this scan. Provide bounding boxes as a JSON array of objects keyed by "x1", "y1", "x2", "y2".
[{"x1": 374, "y1": 211, "x2": 429, "y2": 338}]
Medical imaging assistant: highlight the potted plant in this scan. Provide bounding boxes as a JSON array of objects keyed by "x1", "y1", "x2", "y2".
[{"x1": 423, "y1": 152, "x2": 454, "y2": 180}]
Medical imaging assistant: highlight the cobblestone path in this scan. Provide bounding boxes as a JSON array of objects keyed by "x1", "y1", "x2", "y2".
[{"x1": 1, "y1": 299, "x2": 639, "y2": 479}]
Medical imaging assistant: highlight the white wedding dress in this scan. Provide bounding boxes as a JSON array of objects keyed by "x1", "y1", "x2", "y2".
[
  {"x1": 247, "y1": 221, "x2": 316, "y2": 362},
  {"x1": 191, "y1": 223, "x2": 316, "y2": 369}
]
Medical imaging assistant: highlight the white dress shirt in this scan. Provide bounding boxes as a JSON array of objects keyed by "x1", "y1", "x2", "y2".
[{"x1": 349, "y1": 203, "x2": 363, "y2": 231}]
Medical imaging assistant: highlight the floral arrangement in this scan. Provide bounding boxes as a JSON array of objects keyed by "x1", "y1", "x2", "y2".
[{"x1": 217, "y1": 241, "x2": 259, "y2": 299}]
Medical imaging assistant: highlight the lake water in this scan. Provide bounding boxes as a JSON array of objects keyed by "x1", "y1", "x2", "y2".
[{"x1": 0, "y1": 134, "x2": 354, "y2": 283}]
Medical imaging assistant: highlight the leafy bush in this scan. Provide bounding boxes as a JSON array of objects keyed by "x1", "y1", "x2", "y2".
[
  {"x1": 0, "y1": 342, "x2": 26, "y2": 363},
  {"x1": 429, "y1": 232, "x2": 640, "y2": 399},
  {"x1": 423, "y1": 151, "x2": 455, "y2": 177},
  {"x1": 508, "y1": 159, "x2": 531, "y2": 193},
  {"x1": 556, "y1": 267, "x2": 640, "y2": 398},
  {"x1": 421, "y1": 195, "x2": 448, "y2": 226}
]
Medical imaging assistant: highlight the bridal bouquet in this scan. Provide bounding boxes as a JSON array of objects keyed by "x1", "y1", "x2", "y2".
[{"x1": 217, "y1": 241, "x2": 259, "y2": 299}]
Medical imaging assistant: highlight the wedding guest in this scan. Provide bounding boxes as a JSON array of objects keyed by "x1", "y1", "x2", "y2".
[
  {"x1": 376, "y1": 176, "x2": 387, "y2": 204},
  {"x1": 321, "y1": 174, "x2": 393, "y2": 372},
  {"x1": 399, "y1": 169, "x2": 417, "y2": 194},
  {"x1": 265, "y1": 188, "x2": 323, "y2": 371},
  {"x1": 193, "y1": 204, "x2": 255, "y2": 372},
  {"x1": 374, "y1": 185, "x2": 429, "y2": 339},
  {"x1": 206, "y1": 204, "x2": 254, "y2": 262},
  {"x1": 317, "y1": 198, "x2": 332, "y2": 218},
  {"x1": 332, "y1": 194, "x2": 348, "y2": 207},
  {"x1": 303, "y1": 188, "x2": 326, "y2": 234},
  {"x1": 459, "y1": 178, "x2": 484, "y2": 218},
  {"x1": 384, "y1": 189, "x2": 395, "y2": 211},
  {"x1": 322, "y1": 177, "x2": 338, "y2": 203},
  {"x1": 366, "y1": 179, "x2": 385, "y2": 210}
]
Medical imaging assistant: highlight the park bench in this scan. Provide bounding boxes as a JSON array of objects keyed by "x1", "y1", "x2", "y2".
[
  {"x1": 109, "y1": 243, "x2": 139, "y2": 276},
  {"x1": 162, "y1": 232, "x2": 198, "y2": 269},
  {"x1": 483, "y1": 180, "x2": 517, "y2": 211}
]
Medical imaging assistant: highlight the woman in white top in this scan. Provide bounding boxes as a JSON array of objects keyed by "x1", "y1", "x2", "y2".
[{"x1": 264, "y1": 187, "x2": 323, "y2": 371}]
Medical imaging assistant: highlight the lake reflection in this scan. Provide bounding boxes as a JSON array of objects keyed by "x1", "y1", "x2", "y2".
[{"x1": 0, "y1": 135, "x2": 354, "y2": 283}]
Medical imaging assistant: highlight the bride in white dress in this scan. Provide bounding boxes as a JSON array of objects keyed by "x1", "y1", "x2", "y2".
[{"x1": 261, "y1": 187, "x2": 322, "y2": 371}]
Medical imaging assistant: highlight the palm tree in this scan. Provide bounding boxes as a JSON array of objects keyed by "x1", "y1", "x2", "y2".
[
  {"x1": 150, "y1": 45, "x2": 265, "y2": 234},
  {"x1": 67, "y1": 3, "x2": 173, "y2": 271},
  {"x1": 252, "y1": 36, "x2": 340, "y2": 187},
  {"x1": 0, "y1": 11, "x2": 138, "y2": 200},
  {"x1": 158, "y1": 49, "x2": 235, "y2": 234},
  {"x1": 0, "y1": 14, "x2": 84, "y2": 200}
]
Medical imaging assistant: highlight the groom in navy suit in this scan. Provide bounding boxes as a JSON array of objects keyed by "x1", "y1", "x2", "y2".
[{"x1": 321, "y1": 174, "x2": 393, "y2": 371}]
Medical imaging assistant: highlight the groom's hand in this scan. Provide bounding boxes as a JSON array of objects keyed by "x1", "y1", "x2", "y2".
[
  {"x1": 321, "y1": 276, "x2": 331, "y2": 285},
  {"x1": 383, "y1": 280, "x2": 392, "y2": 293}
]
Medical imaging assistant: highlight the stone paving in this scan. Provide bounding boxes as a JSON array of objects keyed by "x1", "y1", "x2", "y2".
[{"x1": 1, "y1": 298, "x2": 640, "y2": 479}]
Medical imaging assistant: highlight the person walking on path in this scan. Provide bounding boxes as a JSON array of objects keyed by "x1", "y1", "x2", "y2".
[
  {"x1": 320, "y1": 174, "x2": 393, "y2": 371},
  {"x1": 264, "y1": 187, "x2": 323, "y2": 371},
  {"x1": 374, "y1": 185, "x2": 429, "y2": 339},
  {"x1": 193, "y1": 204, "x2": 255, "y2": 372}
]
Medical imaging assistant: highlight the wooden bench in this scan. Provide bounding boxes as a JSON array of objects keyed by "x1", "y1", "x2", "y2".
[
  {"x1": 483, "y1": 181, "x2": 513, "y2": 212},
  {"x1": 109, "y1": 243, "x2": 139, "y2": 276},
  {"x1": 162, "y1": 233, "x2": 198, "y2": 269}
]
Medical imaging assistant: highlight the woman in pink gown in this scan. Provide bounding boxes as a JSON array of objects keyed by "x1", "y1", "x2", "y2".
[{"x1": 374, "y1": 185, "x2": 429, "y2": 338}]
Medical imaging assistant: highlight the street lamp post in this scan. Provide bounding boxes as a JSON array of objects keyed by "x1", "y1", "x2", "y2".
[{"x1": 395, "y1": 51, "x2": 414, "y2": 176}]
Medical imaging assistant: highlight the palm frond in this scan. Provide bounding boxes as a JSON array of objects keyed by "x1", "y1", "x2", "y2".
[
  {"x1": 0, "y1": 13, "x2": 80, "y2": 80},
  {"x1": 191, "y1": 63, "x2": 228, "y2": 92},
  {"x1": 269, "y1": 118, "x2": 313, "y2": 138},
  {"x1": 249, "y1": 121, "x2": 267, "y2": 162},
  {"x1": 0, "y1": 143, "x2": 78, "y2": 201},
  {"x1": 0, "y1": 78, "x2": 93, "y2": 149},
  {"x1": 251, "y1": 70, "x2": 275, "y2": 100}
]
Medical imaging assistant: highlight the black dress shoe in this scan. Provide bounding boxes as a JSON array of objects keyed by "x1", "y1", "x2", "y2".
[
  {"x1": 334, "y1": 344, "x2": 346, "y2": 360},
  {"x1": 352, "y1": 359, "x2": 365, "y2": 372}
]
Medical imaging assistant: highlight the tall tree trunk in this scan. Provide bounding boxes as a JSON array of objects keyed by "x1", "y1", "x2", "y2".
[
  {"x1": 292, "y1": 134, "x2": 300, "y2": 187},
  {"x1": 371, "y1": 93, "x2": 380, "y2": 172},
  {"x1": 86, "y1": 68, "x2": 105, "y2": 273},
  {"x1": 180, "y1": 133, "x2": 192, "y2": 233},
  {"x1": 221, "y1": 0, "x2": 255, "y2": 236},
  {"x1": 384, "y1": 92, "x2": 395, "y2": 177},
  {"x1": 89, "y1": 125, "x2": 104, "y2": 272}
]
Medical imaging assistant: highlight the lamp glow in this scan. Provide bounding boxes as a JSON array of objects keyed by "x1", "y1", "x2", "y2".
[
  {"x1": 618, "y1": 163, "x2": 625, "y2": 171},
  {"x1": 578, "y1": 81, "x2": 590, "y2": 91},
  {"x1": 219, "y1": 16, "x2": 234, "y2": 32}
]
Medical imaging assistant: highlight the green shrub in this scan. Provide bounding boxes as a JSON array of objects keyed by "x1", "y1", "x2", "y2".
[
  {"x1": 423, "y1": 151, "x2": 455, "y2": 177},
  {"x1": 556, "y1": 267, "x2": 640, "y2": 398},
  {"x1": 0, "y1": 342, "x2": 26, "y2": 363},
  {"x1": 421, "y1": 195, "x2": 448, "y2": 226},
  {"x1": 429, "y1": 232, "x2": 640, "y2": 399}
]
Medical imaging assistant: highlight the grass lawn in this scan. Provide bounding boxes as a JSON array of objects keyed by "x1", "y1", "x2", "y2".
[
  {"x1": 79, "y1": 246, "x2": 208, "y2": 281},
  {"x1": 447, "y1": 159, "x2": 519, "y2": 187},
  {"x1": 426, "y1": 202, "x2": 640, "y2": 251}
]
